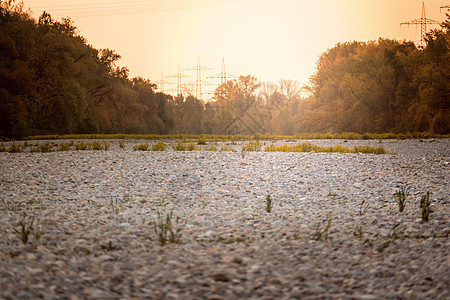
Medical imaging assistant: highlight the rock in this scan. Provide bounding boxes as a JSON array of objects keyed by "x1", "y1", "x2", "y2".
[{"x1": 213, "y1": 273, "x2": 230, "y2": 282}]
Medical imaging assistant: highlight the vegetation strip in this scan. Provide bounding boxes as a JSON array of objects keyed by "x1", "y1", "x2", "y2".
[
  {"x1": 264, "y1": 142, "x2": 394, "y2": 154},
  {"x1": 23, "y1": 132, "x2": 449, "y2": 142}
]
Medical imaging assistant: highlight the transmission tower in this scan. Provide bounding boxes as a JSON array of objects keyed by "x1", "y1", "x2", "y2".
[
  {"x1": 185, "y1": 55, "x2": 213, "y2": 100},
  {"x1": 167, "y1": 64, "x2": 191, "y2": 96},
  {"x1": 157, "y1": 72, "x2": 173, "y2": 93},
  {"x1": 401, "y1": 1, "x2": 440, "y2": 48},
  {"x1": 207, "y1": 57, "x2": 237, "y2": 86}
]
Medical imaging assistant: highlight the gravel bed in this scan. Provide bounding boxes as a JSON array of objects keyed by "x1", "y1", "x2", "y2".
[{"x1": 0, "y1": 139, "x2": 449, "y2": 299}]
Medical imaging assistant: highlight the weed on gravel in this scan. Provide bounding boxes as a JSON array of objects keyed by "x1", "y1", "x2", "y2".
[
  {"x1": 265, "y1": 194, "x2": 273, "y2": 213},
  {"x1": 153, "y1": 210, "x2": 182, "y2": 246},
  {"x1": 420, "y1": 191, "x2": 431, "y2": 222},
  {"x1": 14, "y1": 216, "x2": 40, "y2": 245},
  {"x1": 395, "y1": 187, "x2": 409, "y2": 212},
  {"x1": 312, "y1": 213, "x2": 332, "y2": 241}
]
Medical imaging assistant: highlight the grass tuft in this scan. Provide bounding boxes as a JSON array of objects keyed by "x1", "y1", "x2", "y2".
[
  {"x1": 394, "y1": 187, "x2": 409, "y2": 212},
  {"x1": 420, "y1": 191, "x2": 431, "y2": 222},
  {"x1": 14, "y1": 217, "x2": 40, "y2": 244},
  {"x1": 153, "y1": 210, "x2": 182, "y2": 246},
  {"x1": 312, "y1": 213, "x2": 332, "y2": 241},
  {"x1": 265, "y1": 194, "x2": 273, "y2": 213}
]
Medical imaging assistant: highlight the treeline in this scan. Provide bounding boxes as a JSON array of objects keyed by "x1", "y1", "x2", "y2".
[
  {"x1": 306, "y1": 33, "x2": 449, "y2": 134},
  {"x1": 1, "y1": 1, "x2": 449, "y2": 139},
  {"x1": 0, "y1": 1, "x2": 173, "y2": 139}
]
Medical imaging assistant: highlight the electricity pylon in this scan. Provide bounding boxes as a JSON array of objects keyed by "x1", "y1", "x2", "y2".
[
  {"x1": 185, "y1": 55, "x2": 213, "y2": 100},
  {"x1": 166, "y1": 64, "x2": 191, "y2": 96},
  {"x1": 401, "y1": 1, "x2": 440, "y2": 48},
  {"x1": 207, "y1": 57, "x2": 236, "y2": 86},
  {"x1": 157, "y1": 72, "x2": 173, "y2": 93}
]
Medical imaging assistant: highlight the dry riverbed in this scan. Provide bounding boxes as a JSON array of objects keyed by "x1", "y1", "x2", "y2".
[{"x1": 0, "y1": 139, "x2": 449, "y2": 299}]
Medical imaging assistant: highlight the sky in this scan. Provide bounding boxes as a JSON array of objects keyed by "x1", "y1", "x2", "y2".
[{"x1": 22, "y1": 0, "x2": 449, "y2": 97}]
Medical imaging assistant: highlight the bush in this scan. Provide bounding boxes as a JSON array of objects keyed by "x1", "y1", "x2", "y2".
[
  {"x1": 133, "y1": 144, "x2": 148, "y2": 151},
  {"x1": 220, "y1": 146, "x2": 236, "y2": 152},
  {"x1": 241, "y1": 141, "x2": 262, "y2": 152},
  {"x1": 204, "y1": 145, "x2": 217, "y2": 151},
  {"x1": 58, "y1": 143, "x2": 71, "y2": 151},
  {"x1": 151, "y1": 142, "x2": 166, "y2": 151},
  {"x1": 92, "y1": 141, "x2": 105, "y2": 150},
  {"x1": 175, "y1": 142, "x2": 197, "y2": 151},
  {"x1": 7, "y1": 143, "x2": 22, "y2": 153},
  {"x1": 38, "y1": 143, "x2": 53, "y2": 152},
  {"x1": 74, "y1": 141, "x2": 90, "y2": 150}
]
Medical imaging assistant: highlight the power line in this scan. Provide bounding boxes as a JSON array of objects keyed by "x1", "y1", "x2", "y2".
[{"x1": 28, "y1": 0, "x2": 269, "y2": 18}]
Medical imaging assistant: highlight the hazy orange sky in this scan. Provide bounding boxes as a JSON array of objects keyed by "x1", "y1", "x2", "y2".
[{"x1": 23, "y1": 0, "x2": 449, "y2": 96}]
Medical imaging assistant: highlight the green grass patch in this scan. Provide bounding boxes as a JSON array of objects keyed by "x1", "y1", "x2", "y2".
[
  {"x1": 264, "y1": 142, "x2": 393, "y2": 154},
  {"x1": 26, "y1": 132, "x2": 449, "y2": 142}
]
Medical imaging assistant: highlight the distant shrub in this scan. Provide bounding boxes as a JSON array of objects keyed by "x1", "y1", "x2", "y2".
[
  {"x1": 151, "y1": 142, "x2": 166, "y2": 151},
  {"x1": 58, "y1": 143, "x2": 71, "y2": 151},
  {"x1": 241, "y1": 141, "x2": 262, "y2": 152},
  {"x1": 354, "y1": 145, "x2": 388, "y2": 154},
  {"x1": 90, "y1": 141, "x2": 109, "y2": 150},
  {"x1": 204, "y1": 145, "x2": 218, "y2": 151},
  {"x1": 197, "y1": 138, "x2": 207, "y2": 145},
  {"x1": 175, "y1": 142, "x2": 197, "y2": 151},
  {"x1": 7, "y1": 143, "x2": 22, "y2": 153},
  {"x1": 219, "y1": 146, "x2": 236, "y2": 152},
  {"x1": 37, "y1": 143, "x2": 53, "y2": 152},
  {"x1": 74, "y1": 141, "x2": 90, "y2": 150},
  {"x1": 119, "y1": 140, "x2": 125, "y2": 149},
  {"x1": 133, "y1": 144, "x2": 148, "y2": 151}
]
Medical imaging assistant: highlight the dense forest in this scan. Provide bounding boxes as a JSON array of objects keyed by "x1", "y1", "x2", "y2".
[{"x1": 1, "y1": 1, "x2": 449, "y2": 139}]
